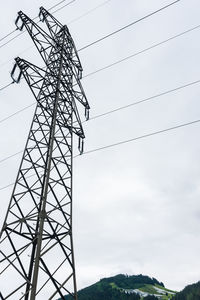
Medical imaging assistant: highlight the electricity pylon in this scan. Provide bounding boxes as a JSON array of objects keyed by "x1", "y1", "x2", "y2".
[{"x1": 0, "y1": 7, "x2": 89, "y2": 300}]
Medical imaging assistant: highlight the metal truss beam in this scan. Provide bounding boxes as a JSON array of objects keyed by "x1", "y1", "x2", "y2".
[{"x1": 0, "y1": 7, "x2": 89, "y2": 300}]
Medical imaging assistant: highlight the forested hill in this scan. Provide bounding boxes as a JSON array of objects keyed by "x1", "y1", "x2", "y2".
[
  {"x1": 63, "y1": 274, "x2": 176, "y2": 300},
  {"x1": 97, "y1": 274, "x2": 164, "y2": 288},
  {"x1": 173, "y1": 281, "x2": 200, "y2": 300}
]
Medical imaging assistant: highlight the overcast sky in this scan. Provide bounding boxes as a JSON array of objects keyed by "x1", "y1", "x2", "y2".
[{"x1": 0, "y1": 0, "x2": 200, "y2": 295}]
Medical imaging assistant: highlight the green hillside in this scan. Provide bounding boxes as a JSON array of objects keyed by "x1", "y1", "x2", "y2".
[
  {"x1": 173, "y1": 281, "x2": 200, "y2": 300},
  {"x1": 63, "y1": 274, "x2": 177, "y2": 300}
]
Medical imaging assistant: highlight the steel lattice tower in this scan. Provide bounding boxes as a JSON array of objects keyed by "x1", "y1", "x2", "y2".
[{"x1": 0, "y1": 7, "x2": 89, "y2": 300}]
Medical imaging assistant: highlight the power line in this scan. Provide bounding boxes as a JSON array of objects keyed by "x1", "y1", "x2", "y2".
[
  {"x1": 2, "y1": 20, "x2": 199, "y2": 94},
  {"x1": 78, "y1": 0, "x2": 180, "y2": 52},
  {"x1": 0, "y1": 0, "x2": 180, "y2": 53},
  {"x1": 0, "y1": 102, "x2": 35, "y2": 124},
  {"x1": 48, "y1": 0, "x2": 75, "y2": 11},
  {"x1": 0, "y1": 29, "x2": 17, "y2": 42},
  {"x1": 82, "y1": 118, "x2": 200, "y2": 155},
  {"x1": 1, "y1": 77, "x2": 200, "y2": 162},
  {"x1": 1, "y1": 77, "x2": 200, "y2": 126},
  {"x1": 83, "y1": 24, "x2": 200, "y2": 79},
  {"x1": 0, "y1": 0, "x2": 75, "y2": 41},
  {"x1": 0, "y1": 182, "x2": 15, "y2": 192},
  {"x1": 0, "y1": 82, "x2": 14, "y2": 91},
  {"x1": 0, "y1": 45, "x2": 35, "y2": 69},
  {"x1": 0, "y1": 0, "x2": 113, "y2": 69},
  {"x1": 1, "y1": 117, "x2": 199, "y2": 191},
  {"x1": 89, "y1": 79, "x2": 200, "y2": 121},
  {"x1": 0, "y1": 0, "x2": 185, "y2": 92},
  {"x1": 0, "y1": 0, "x2": 75, "y2": 48},
  {"x1": 0, "y1": 150, "x2": 23, "y2": 164},
  {"x1": 50, "y1": 0, "x2": 75, "y2": 14},
  {"x1": 0, "y1": 1, "x2": 196, "y2": 183},
  {"x1": 0, "y1": 31, "x2": 24, "y2": 50},
  {"x1": 67, "y1": 0, "x2": 112, "y2": 25}
]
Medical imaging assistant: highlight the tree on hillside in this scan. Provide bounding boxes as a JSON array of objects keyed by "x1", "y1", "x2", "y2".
[
  {"x1": 145, "y1": 296, "x2": 158, "y2": 300},
  {"x1": 173, "y1": 281, "x2": 200, "y2": 300}
]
